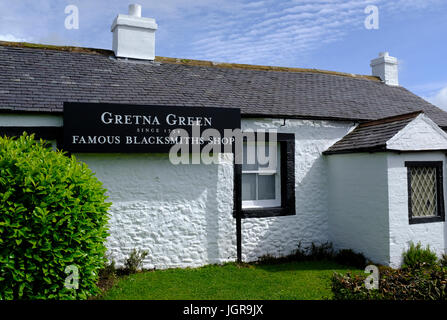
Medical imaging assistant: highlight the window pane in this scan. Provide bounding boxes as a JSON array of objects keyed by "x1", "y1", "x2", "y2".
[
  {"x1": 258, "y1": 143, "x2": 269, "y2": 169},
  {"x1": 242, "y1": 173, "x2": 256, "y2": 200},
  {"x1": 259, "y1": 143, "x2": 279, "y2": 173},
  {"x1": 242, "y1": 143, "x2": 258, "y2": 171},
  {"x1": 258, "y1": 174, "x2": 276, "y2": 200},
  {"x1": 410, "y1": 166, "x2": 438, "y2": 217}
]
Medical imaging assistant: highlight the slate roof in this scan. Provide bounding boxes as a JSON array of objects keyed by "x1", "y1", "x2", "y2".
[
  {"x1": 323, "y1": 111, "x2": 422, "y2": 155},
  {"x1": 1, "y1": 42, "x2": 447, "y2": 128}
]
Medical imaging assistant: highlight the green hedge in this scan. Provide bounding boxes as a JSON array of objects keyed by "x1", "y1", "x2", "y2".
[
  {"x1": 332, "y1": 266, "x2": 447, "y2": 300},
  {"x1": 0, "y1": 134, "x2": 110, "y2": 299}
]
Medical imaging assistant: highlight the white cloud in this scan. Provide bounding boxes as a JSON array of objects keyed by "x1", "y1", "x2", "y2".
[
  {"x1": 381, "y1": 0, "x2": 445, "y2": 11},
  {"x1": 180, "y1": 0, "x2": 447, "y2": 65},
  {"x1": 427, "y1": 86, "x2": 447, "y2": 110},
  {"x1": 0, "y1": 34, "x2": 29, "y2": 42},
  {"x1": 0, "y1": 0, "x2": 446, "y2": 66},
  {"x1": 190, "y1": 0, "x2": 368, "y2": 64}
]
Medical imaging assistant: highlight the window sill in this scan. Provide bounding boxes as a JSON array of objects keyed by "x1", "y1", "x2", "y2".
[
  {"x1": 242, "y1": 201, "x2": 281, "y2": 209},
  {"x1": 409, "y1": 216, "x2": 445, "y2": 225}
]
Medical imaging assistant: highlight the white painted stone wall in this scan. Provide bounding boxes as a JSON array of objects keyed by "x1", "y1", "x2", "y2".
[
  {"x1": 78, "y1": 118, "x2": 355, "y2": 268},
  {"x1": 387, "y1": 114, "x2": 447, "y2": 151},
  {"x1": 328, "y1": 150, "x2": 447, "y2": 267},
  {"x1": 76, "y1": 153, "x2": 236, "y2": 269},
  {"x1": 239, "y1": 119, "x2": 355, "y2": 261},
  {"x1": 327, "y1": 153, "x2": 390, "y2": 265},
  {"x1": 387, "y1": 152, "x2": 447, "y2": 268}
]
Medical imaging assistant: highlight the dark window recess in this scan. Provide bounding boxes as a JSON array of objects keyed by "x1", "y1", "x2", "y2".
[
  {"x1": 0, "y1": 127, "x2": 63, "y2": 147},
  {"x1": 405, "y1": 161, "x2": 445, "y2": 224},
  {"x1": 234, "y1": 133, "x2": 296, "y2": 219}
]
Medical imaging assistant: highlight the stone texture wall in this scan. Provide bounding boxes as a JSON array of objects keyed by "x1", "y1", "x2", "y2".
[
  {"x1": 79, "y1": 118, "x2": 355, "y2": 268},
  {"x1": 327, "y1": 150, "x2": 447, "y2": 268},
  {"x1": 76, "y1": 153, "x2": 236, "y2": 269},
  {"x1": 387, "y1": 114, "x2": 447, "y2": 151},
  {"x1": 240, "y1": 119, "x2": 354, "y2": 261},
  {"x1": 387, "y1": 152, "x2": 447, "y2": 268}
]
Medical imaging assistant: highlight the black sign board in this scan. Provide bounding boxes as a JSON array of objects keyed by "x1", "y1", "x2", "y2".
[{"x1": 63, "y1": 102, "x2": 241, "y2": 153}]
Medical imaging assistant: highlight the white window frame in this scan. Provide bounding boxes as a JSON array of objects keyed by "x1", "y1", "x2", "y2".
[{"x1": 242, "y1": 142, "x2": 281, "y2": 209}]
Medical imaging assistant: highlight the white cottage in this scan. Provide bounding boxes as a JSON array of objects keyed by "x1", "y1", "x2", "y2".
[{"x1": 0, "y1": 5, "x2": 446, "y2": 269}]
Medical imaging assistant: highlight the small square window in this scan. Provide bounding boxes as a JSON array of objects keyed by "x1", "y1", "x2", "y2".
[{"x1": 406, "y1": 161, "x2": 445, "y2": 224}]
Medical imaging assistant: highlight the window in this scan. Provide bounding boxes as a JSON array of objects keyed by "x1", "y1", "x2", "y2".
[
  {"x1": 406, "y1": 161, "x2": 445, "y2": 224},
  {"x1": 234, "y1": 133, "x2": 295, "y2": 218},
  {"x1": 242, "y1": 142, "x2": 281, "y2": 208}
]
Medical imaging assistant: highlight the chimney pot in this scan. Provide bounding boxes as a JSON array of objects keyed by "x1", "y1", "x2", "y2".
[{"x1": 128, "y1": 4, "x2": 142, "y2": 17}]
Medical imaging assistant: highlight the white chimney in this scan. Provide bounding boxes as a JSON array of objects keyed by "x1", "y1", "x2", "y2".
[
  {"x1": 370, "y1": 52, "x2": 399, "y2": 86},
  {"x1": 111, "y1": 4, "x2": 158, "y2": 60}
]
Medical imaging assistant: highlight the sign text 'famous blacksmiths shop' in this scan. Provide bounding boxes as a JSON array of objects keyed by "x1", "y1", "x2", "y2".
[{"x1": 63, "y1": 102, "x2": 241, "y2": 153}]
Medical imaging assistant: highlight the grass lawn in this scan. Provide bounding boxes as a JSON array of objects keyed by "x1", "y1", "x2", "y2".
[{"x1": 100, "y1": 260, "x2": 360, "y2": 300}]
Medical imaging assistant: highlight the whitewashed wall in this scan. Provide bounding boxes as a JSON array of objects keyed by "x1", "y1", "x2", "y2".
[
  {"x1": 328, "y1": 150, "x2": 447, "y2": 268},
  {"x1": 240, "y1": 119, "x2": 355, "y2": 261},
  {"x1": 79, "y1": 118, "x2": 354, "y2": 268},
  {"x1": 76, "y1": 153, "x2": 236, "y2": 269},
  {"x1": 387, "y1": 114, "x2": 447, "y2": 151},
  {"x1": 3, "y1": 112, "x2": 446, "y2": 268},
  {"x1": 387, "y1": 152, "x2": 447, "y2": 268},
  {"x1": 327, "y1": 153, "x2": 390, "y2": 265}
]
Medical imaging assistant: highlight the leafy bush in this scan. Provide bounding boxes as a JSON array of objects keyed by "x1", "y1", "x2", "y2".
[
  {"x1": 331, "y1": 272, "x2": 377, "y2": 300},
  {"x1": 123, "y1": 248, "x2": 149, "y2": 274},
  {"x1": 440, "y1": 254, "x2": 447, "y2": 268},
  {"x1": 402, "y1": 242, "x2": 438, "y2": 269},
  {"x1": 0, "y1": 134, "x2": 110, "y2": 300},
  {"x1": 335, "y1": 249, "x2": 367, "y2": 268},
  {"x1": 332, "y1": 266, "x2": 447, "y2": 300}
]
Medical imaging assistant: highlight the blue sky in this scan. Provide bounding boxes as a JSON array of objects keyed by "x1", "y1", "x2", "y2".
[{"x1": 1, "y1": 0, "x2": 446, "y2": 109}]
